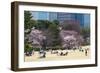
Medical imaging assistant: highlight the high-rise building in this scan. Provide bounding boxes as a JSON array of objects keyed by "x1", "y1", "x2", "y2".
[
  {"x1": 57, "y1": 13, "x2": 77, "y2": 24},
  {"x1": 31, "y1": 11, "x2": 90, "y2": 27},
  {"x1": 57, "y1": 13, "x2": 75, "y2": 21},
  {"x1": 83, "y1": 14, "x2": 90, "y2": 27},
  {"x1": 49, "y1": 12, "x2": 57, "y2": 21},
  {"x1": 74, "y1": 14, "x2": 84, "y2": 27},
  {"x1": 74, "y1": 13, "x2": 90, "y2": 27},
  {"x1": 31, "y1": 11, "x2": 50, "y2": 20},
  {"x1": 31, "y1": 11, "x2": 58, "y2": 21}
]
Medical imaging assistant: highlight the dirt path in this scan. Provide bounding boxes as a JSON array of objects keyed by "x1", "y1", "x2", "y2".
[{"x1": 25, "y1": 46, "x2": 90, "y2": 62}]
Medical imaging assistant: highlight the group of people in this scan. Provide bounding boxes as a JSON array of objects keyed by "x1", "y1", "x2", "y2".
[
  {"x1": 51, "y1": 50, "x2": 68, "y2": 56},
  {"x1": 38, "y1": 48, "x2": 89, "y2": 58}
]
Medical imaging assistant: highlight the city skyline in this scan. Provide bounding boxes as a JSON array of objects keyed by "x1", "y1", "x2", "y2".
[{"x1": 31, "y1": 11, "x2": 90, "y2": 27}]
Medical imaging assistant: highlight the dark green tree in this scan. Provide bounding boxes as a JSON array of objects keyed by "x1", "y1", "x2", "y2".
[
  {"x1": 35, "y1": 20, "x2": 51, "y2": 30},
  {"x1": 24, "y1": 11, "x2": 36, "y2": 30},
  {"x1": 81, "y1": 27, "x2": 90, "y2": 38},
  {"x1": 24, "y1": 11, "x2": 36, "y2": 53},
  {"x1": 53, "y1": 20, "x2": 59, "y2": 25},
  {"x1": 46, "y1": 22, "x2": 61, "y2": 47},
  {"x1": 24, "y1": 42, "x2": 33, "y2": 52},
  {"x1": 80, "y1": 27, "x2": 90, "y2": 45}
]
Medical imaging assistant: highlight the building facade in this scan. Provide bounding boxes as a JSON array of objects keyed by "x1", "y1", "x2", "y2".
[{"x1": 31, "y1": 11, "x2": 90, "y2": 27}]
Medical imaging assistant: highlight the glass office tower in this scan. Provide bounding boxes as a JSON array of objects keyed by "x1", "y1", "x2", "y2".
[{"x1": 31, "y1": 11, "x2": 90, "y2": 27}]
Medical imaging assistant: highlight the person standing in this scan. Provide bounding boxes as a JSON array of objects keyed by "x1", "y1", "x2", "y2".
[
  {"x1": 40, "y1": 36, "x2": 47, "y2": 58},
  {"x1": 85, "y1": 49, "x2": 88, "y2": 56}
]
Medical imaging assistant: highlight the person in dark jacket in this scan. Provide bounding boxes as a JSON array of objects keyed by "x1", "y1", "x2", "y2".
[{"x1": 40, "y1": 37, "x2": 47, "y2": 58}]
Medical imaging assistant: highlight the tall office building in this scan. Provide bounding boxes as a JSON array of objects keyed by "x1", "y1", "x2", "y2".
[
  {"x1": 57, "y1": 13, "x2": 75, "y2": 21},
  {"x1": 57, "y1": 13, "x2": 77, "y2": 24},
  {"x1": 31, "y1": 11, "x2": 50, "y2": 20},
  {"x1": 74, "y1": 14, "x2": 84, "y2": 27},
  {"x1": 31, "y1": 11, "x2": 90, "y2": 27},
  {"x1": 74, "y1": 13, "x2": 90, "y2": 27},
  {"x1": 57, "y1": 13, "x2": 90, "y2": 27},
  {"x1": 83, "y1": 14, "x2": 90, "y2": 27},
  {"x1": 31, "y1": 11, "x2": 57, "y2": 21},
  {"x1": 49, "y1": 12, "x2": 57, "y2": 21}
]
